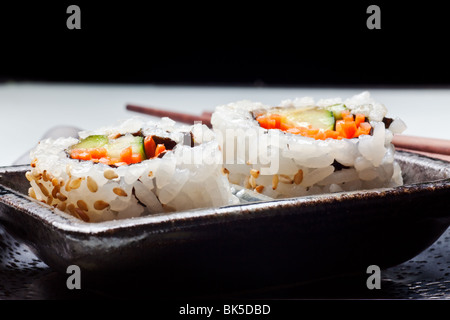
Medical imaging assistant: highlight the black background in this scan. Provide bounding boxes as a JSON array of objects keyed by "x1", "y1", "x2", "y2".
[{"x1": 0, "y1": 1, "x2": 448, "y2": 86}]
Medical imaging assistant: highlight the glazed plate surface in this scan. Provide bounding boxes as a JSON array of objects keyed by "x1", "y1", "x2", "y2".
[{"x1": 0, "y1": 151, "x2": 449, "y2": 294}]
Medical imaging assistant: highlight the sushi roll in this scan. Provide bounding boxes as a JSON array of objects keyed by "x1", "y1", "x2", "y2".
[
  {"x1": 211, "y1": 91, "x2": 407, "y2": 199},
  {"x1": 26, "y1": 117, "x2": 238, "y2": 222}
]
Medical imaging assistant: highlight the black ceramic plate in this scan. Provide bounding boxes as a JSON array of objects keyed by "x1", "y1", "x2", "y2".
[{"x1": 0, "y1": 151, "x2": 449, "y2": 295}]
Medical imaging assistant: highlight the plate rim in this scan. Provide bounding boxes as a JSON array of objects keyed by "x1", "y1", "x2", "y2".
[{"x1": 1, "y1": 150, "x2": 450, "y2": 237}]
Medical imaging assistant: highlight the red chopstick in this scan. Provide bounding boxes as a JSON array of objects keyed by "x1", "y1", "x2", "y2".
[
  {"x1": 392, "y1": 135, "x2": 450, "y2": 161},
  {"x1": 126, "y1": 104, "x2": 212, "y2": 127},
  {"x1": 126, "y1": 104, "x2": 450, "y2": 162},
  {"x1": 392, "y1": 135, "x2": 450, "y2": 156}
]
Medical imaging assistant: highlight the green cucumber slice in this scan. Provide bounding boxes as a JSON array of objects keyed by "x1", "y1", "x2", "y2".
[
  {"x1": 326, "y1": 104, "x2": 348, "y2": 121},
  {"x1": 285, "y1": 107, "x2": 335, "y2": 131},
  {"x1": 69, "y1": 135, "x2": 108, "y2": 150}
]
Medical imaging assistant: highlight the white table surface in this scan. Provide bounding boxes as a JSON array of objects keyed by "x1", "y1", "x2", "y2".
[{"x1": 0, "y1": 82, "x2": 449, "y2": 167}]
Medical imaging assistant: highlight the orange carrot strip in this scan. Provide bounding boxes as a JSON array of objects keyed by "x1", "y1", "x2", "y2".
[
  {"x1": 271, "y1": 114, "x2": 282, "y2": 128},
  {"x1": 335, "y1": 120, "x2": 345, "y2": 137},
  {"x1": 315, "y1": 130, "x2": 327, "y2": 140},
  {"x1": 71, "y1": 150, "x2": 92, "y2": 160},
  {"x1": 355, "y1": 122, "x2": 372, "y2": 137},
  {"x1": 144, "y1": 135, "x2": 156, "y2": 158},
  {"x1": 257, "y1": 114, "x2": 283, "y2": 130},
  {"x1": 325, "y1": 130, "x2": 340, "y2": 139},
  {"x1": 344, "y1": 113, "x2": 355, "y2": 122},
  {"x1": 81, "y1": 152, "x2": 92, "y2": 160},
  {"x1": 90, "y1": 147, "x2": 107, "y2": 159},
  {"x1": 131, "y1": 153, "x2": 142, "y2": 164},
  {"x1": 119, "y1": 147, "x2": 133, "y2": 164},
  {"x1": 307, "y1": 128, "x2": 319, "y2": 136},
  {"x1": 341, "y1": 121, "x2": 357, "y2": 138},
  {"x1": 70, "y1": 150, "x2": 80, "y2": 158},
  {"x1": 355, "y1": 114, "x2": 366, "y2": 127},
  {"x1": 154, "y1": 144, "x2": 166, "y2": 157},
  {"x1": 359, "y1": 122, "x2": 371, "y2": 131}
]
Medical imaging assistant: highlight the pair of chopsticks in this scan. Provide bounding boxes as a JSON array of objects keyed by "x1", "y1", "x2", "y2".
[{"x1": 126, "y1": 104, "x2": 450, "y2": 162}]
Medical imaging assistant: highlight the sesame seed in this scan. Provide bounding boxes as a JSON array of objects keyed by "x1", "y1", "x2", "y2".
[
  {"x1": 67, "y1": 203, "x2": 76, "y2": 215},
  {"x1": 42, "y1": 170, "x2": 49, "y2": 182},
  {"x1": 104, "y1": 169, "x2": 119, "y2": 180},
  {"x1": 250, "y1": 169, "x2": 260, "y2": 179},
  {"x1": 56, "y1": 193, "x2": 68, "y2": 201},
  {"x1": 255, "y1": 185, "x2": 264, "y2": 193},
  {"x1": 87, "y1": 176, "x2": 98, "y2": 193},
  {"x1": 77, "y1": 200, "x2": 88, "y2": 211},
  {"x1": 57, "y1": 202, "x2": 66, "y2": 211},
  {"x1": 113, "y1": 187, "x2": 128, "y2": 197},
  {"x1": 37, "y1": 182, "x2": 50, "y2": 197},
  {"x1": 75, "y1": 208, "x2": 90, "y2": 222},
  {"x1": 272, "y1": 174, "x2": 279, "y2": 190},
  {"x1": 94, "y1": 200, "x2": 110, "y2": 210},
  {"x1": 25, "y1": 171, "x2": 33, "y2": 182},
  {"x1": 65, "y1": 178, "x2": 72, "y2": 192},
  {"x1": 294, "y1": 170, "x2": 303, "y2": 185},
  {"x1": 69, "y1": 177, "x2": 82, "y2": 190},
  {"x1": 46, "y1": 196, "x2": 53, "y2": 205},
  {"x1": 32, "y1": 171, "x2": 42, "y2": 180},
  {"x1": 28, "y1": 187, "x2": 36, "y2": 199},
  {"x1": 51, "y1": 185, "x2": 60, "y2": 198},
  {"x1": 51, "y1": 178, "x2": 59, "y2": 187}
]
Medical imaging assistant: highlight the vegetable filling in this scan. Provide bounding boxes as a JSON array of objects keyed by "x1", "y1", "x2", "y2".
[
  {"x1": 68, "y1": 133, "x2": 179, "y2": 166},
  {"x1": 254, "y1": 104, "x2": 372, "y2": 140}
]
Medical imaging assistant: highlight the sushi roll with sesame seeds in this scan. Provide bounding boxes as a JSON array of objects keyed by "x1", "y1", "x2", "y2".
[
  {"x1": 211, "y1": 91, "x2": 407, "y2": 199},
  {"x1": 26, "y1": 117, "x2": 238, "y2": 222}
]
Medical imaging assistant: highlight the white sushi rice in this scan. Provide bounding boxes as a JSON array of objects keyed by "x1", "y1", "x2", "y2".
[
  {"x1": 26, "y1": 117, "x2": 238, "y2": 222},
  {"x1": 211, "y1": 91, "x2": 407, "y2": 198}
]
